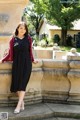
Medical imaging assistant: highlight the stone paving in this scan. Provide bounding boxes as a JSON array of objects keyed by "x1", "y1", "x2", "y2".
[
  {"x1": 43, "y1": 118, "x2": 79, "y2": 120},
  {"x1": 0, "y1": 103, "x2": 80, "y2": 120}
]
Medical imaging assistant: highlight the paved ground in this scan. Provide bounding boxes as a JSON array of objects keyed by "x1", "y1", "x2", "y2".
[
  {"x1": 0, "y1": 103, "x2": 80, "y2": 120},
  {"x1": 43, "y1": 118, "x2": 79, "y2": 120}
]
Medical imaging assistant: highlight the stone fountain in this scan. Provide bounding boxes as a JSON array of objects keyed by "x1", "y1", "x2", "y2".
[
  {"x1": 0, "y1": 0, "x2": 29, "y2": 59},
  {"x1": 1, "y1": 0, "x2": 80, "y2": 108}
]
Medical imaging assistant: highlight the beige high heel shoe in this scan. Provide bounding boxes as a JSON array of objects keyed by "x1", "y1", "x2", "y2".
[
  {"x1": 14, "y1": 103, "x2": 22, "y2": 114},
  {"x1": 14, "y1": 108, "x2": 20, "y2": 114}
]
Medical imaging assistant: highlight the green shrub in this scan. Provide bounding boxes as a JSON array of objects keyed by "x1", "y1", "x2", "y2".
[{"x1": 38, "y1": 39, "x2": 46, "y2": 47}]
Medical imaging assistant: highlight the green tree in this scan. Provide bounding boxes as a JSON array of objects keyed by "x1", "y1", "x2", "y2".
[
  {"x1": 44, "y1": 0, "x2": 80, "y2": 45},
  {"x1": 23, "y1": 0, "x2": 46, "y2": 37},
  {"x1": 24, "y1": 0, "x2": 80, "y2": 46}
]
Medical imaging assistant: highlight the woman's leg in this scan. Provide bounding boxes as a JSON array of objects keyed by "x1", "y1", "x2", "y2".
[
  {"x1": 17, "y1": 91, "x2": 25, "y2": 110},
  {"x1": 15, "y1": 91, "x2": 25, "y2": 111}
]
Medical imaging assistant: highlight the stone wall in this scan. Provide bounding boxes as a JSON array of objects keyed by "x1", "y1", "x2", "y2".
[
  {"x1": 0, "y1": 57, "x2": 80, "y2": 106},
  {"x1": 42, "y1": 60, "x2": 69, "y2": 103},
  {"x1": 33, "y1": 49, "x2": 67, "y2": 59},
  {"x1": 67, "y1": 56, "x2": 80, "y2": 104}
]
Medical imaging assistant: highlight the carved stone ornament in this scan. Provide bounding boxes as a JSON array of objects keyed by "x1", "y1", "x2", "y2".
[{"x1": 0, "y1": 14, "x2": 9, "y2": 23}]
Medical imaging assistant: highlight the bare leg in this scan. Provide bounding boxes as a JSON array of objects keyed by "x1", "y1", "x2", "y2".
[
  {"x1": 14, "y1": 91, "x2": 25, "y2": 112},
  {"x1": 17, "y1": 91, "x2": 25, "y2": 110}
]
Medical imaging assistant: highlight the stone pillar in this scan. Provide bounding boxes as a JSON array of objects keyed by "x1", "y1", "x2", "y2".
[
  {"x1": 67, "y1": 56, "x2": 80, "y2": 103},
  {"x1": 0, "y1": 0, "x2": 29, "y2": 59}
]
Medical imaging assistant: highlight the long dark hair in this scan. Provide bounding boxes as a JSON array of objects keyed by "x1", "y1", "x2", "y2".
[{"x1": 14, "y1": 21, "x2": 28, "y2": 36}]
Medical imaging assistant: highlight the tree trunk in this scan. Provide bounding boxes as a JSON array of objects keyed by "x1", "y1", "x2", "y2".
[{"x1": 61, "y1": 28, "x2": 67, "y2": 46}]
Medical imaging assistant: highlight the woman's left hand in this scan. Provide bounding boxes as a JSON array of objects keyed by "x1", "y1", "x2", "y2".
[{"x1": 32, "y1": 60, "x2": 38, "y2": 64}]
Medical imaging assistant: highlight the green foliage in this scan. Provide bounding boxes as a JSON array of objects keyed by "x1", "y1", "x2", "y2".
[
  {"x1": 30, "y1": 0, "x2": 48, "y2": 15},
  {"x1": 26, "y1": 0, "x2": 80, "y2": 45},
  {"x1": 38, "y1": 39, "x2": 53, "y2": 47},
  {"x1": 41, "y1": 0, "x2": 80, "y2": 45},
  {"x1": 60, "y1": 46, "x2": 80, "y2": 53},
  {"x1": 45, "y1": 0, "x2": 80, "y2": 29},
  {"x1": 38, "y1": 40, "x2": 46, "y2": 47},
  {"x1": 23, "y1": 0, "x2": 48, "y2": 36}
]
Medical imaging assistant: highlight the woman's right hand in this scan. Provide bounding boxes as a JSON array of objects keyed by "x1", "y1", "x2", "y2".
[{"x1": 0, "y1": 60, "x2": 2, "y2": 63}]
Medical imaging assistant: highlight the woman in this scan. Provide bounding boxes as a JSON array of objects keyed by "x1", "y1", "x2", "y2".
[{"x1": 0, "y1": 22, "x2": 38, "y2": 113}]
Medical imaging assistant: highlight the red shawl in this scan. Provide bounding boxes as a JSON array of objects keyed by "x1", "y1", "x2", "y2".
[{"x1": 2, "y1": 35, "x2": 34, "y2": 62}]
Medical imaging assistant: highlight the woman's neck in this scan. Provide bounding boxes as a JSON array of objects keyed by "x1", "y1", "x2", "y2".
[{"x1": 17, "y1": 34, "x2": 24, "y2": 39}]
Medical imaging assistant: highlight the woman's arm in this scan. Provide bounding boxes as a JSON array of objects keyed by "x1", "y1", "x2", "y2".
[{"x1": 1, "y1": 37, "x2": 14, "y2": 62}]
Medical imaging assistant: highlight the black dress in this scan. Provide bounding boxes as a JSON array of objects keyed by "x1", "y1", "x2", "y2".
[{"x1": 10, "y1": 36, "x2": 32, "y2": 92}]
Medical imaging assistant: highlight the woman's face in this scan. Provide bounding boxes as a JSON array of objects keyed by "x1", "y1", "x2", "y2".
[{"x1": 18, "y1": 24, "x2": 26, "y2": 36}]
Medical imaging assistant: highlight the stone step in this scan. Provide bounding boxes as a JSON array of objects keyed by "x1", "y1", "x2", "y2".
[
  {"x1": 43, "y1": 118, "x2": 79, "y2": 120},
  {"x1": 0, "y1": 103, "x2": 80, "y2": 120}
]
